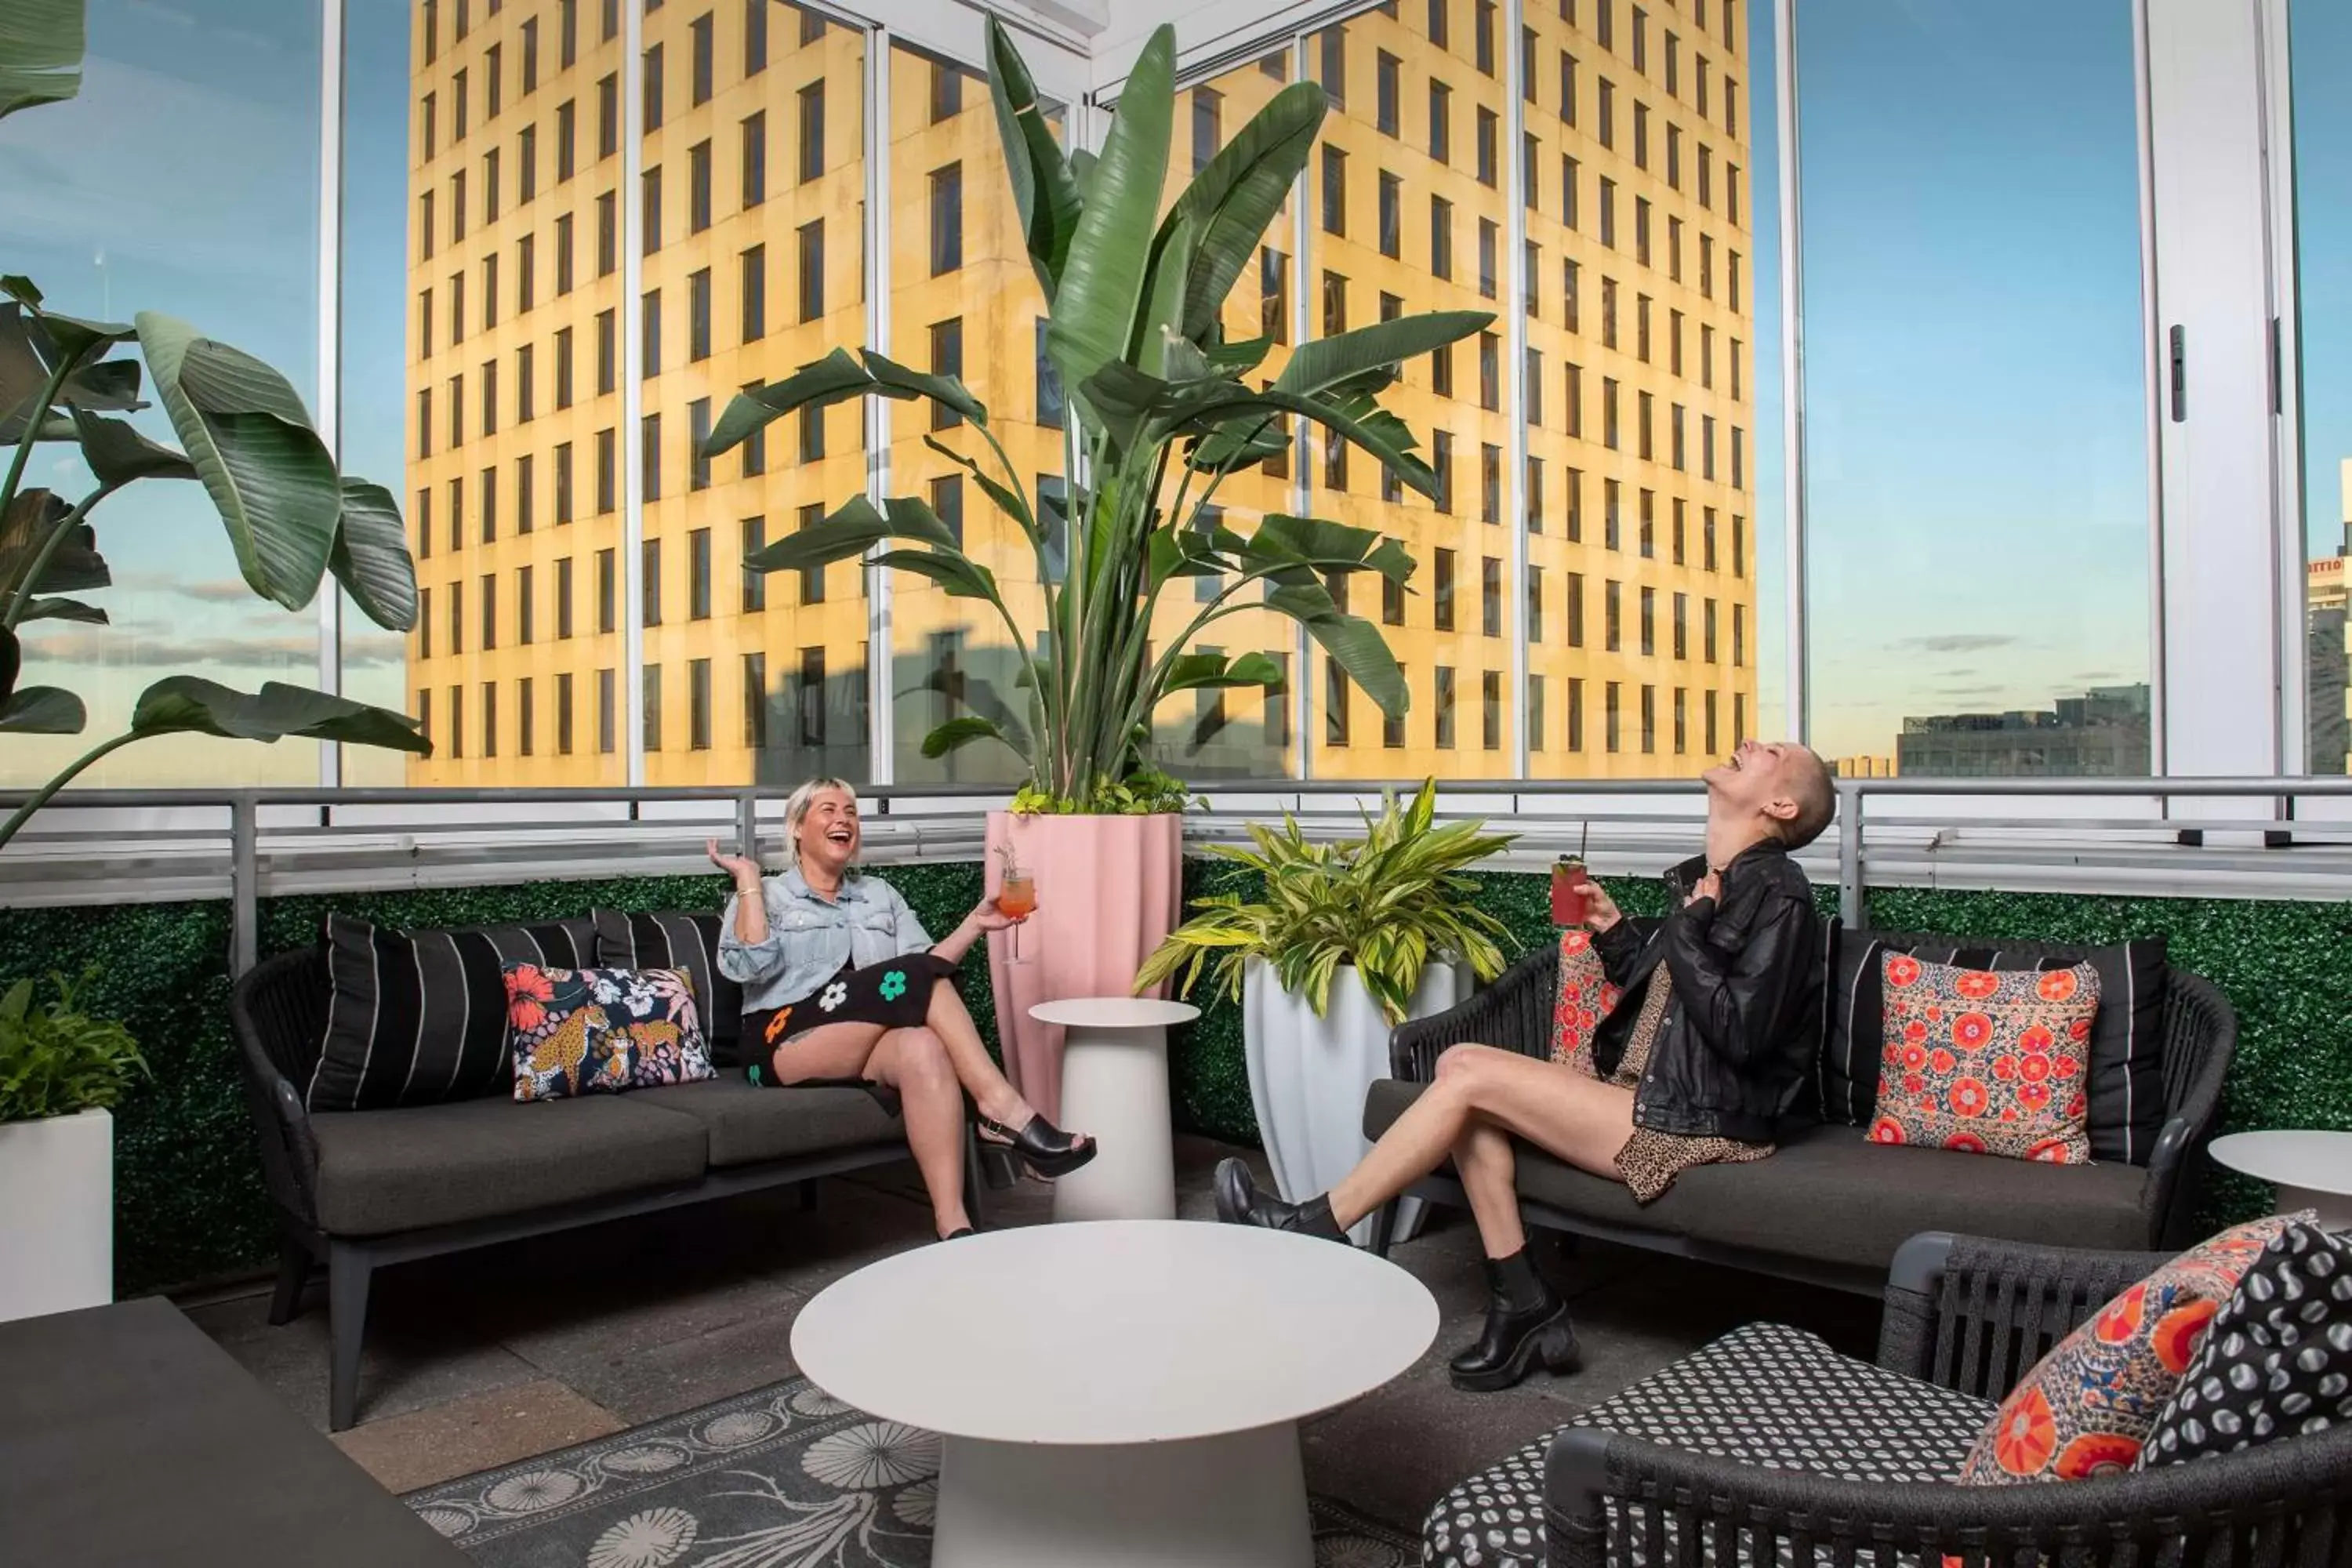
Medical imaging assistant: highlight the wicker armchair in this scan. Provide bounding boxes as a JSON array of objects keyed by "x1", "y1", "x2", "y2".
[
  {"x1": 1541, "y1": 1232, "x2": 2352, "y2": 1567},
  {"x1": 1374, "y1": 931, "x2": 2238, "y2": 1281}
]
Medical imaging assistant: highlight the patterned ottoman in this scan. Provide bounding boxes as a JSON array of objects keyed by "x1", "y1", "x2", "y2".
[{"x1": 1421, "y1": 1322, "x2": 1996, "y2": 1567}]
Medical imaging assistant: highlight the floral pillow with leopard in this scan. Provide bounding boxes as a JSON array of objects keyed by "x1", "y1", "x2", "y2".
[
  {"x1": 1958, "y1": 1214, "x2": 2304, "y2": 1485},
  {"x1": 1867, "y1": 953, "x2": 2099, "y2": 1163},
  {"x1": 503, "y1": 964, "x2": 714, "y2": 1102},
  {"x1": 1551, "y1": 929, "x2": 1624, "y2": 1076}
]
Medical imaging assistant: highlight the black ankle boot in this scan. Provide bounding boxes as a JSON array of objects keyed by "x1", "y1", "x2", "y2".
[
  {"x1": 1212, "y1": 1158, "x2": 1349, "y2": 1243},
  {"x1": 1448, "y1": 1247, "x2": 1581, "y2": 1392}
]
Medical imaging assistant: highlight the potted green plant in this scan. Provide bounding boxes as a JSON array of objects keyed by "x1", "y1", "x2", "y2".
[
  {"x1": 0, "y1": 0, "x2": 430, "y2": 855},
  {"x1": 702, "y1": 20, "x2": 1486, "y2": 1116},
  {"x1": 1136, "y1": 780, "x2": 1515, "y2": 1242},
  {"x1": 0, "y1": 971, "x2": 145, "y2": 1320}
]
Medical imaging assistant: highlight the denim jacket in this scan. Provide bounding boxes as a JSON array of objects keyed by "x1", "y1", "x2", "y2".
[{"x1": 717, "y1": 864, "x2": 935, "y2": 1013}]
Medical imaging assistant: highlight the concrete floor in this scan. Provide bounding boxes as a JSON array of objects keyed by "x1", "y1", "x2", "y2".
[{"x1": 182, "y1": 1135, "x2": 1882, "y2": 1531}]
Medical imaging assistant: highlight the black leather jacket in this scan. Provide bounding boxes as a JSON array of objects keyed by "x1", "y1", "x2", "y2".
[{"x1": 1589, "y1": 840, "x2": 1821, "y2": 1142}]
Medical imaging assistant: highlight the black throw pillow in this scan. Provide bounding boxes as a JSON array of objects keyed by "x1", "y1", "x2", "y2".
[
  {"x1": 1815, "y1": 931, "x2": 2169, "y2": 1163},
  {"x1": 310, "y1": 913, "x2": 595, "y2": 1112},
  {"x1": 2139, "y1": 1221, "x2": 2352, "y2": 1467},
  {"x1": 593, "y1": 909, "x2": 741, "y2": 1063}
]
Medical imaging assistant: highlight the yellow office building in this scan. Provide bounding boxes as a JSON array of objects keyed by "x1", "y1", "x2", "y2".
[{"x1": 404, "y1": 0, "x2": 1756, "y2": 786}]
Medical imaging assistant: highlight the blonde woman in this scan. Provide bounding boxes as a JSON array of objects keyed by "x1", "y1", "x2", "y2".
[{"x1": 707, "y1": 779, "x2": 1094, "y2": 1240}]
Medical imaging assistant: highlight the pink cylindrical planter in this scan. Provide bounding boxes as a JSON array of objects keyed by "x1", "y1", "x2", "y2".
[{"x1": 983, "y1": 811, "x2": 1183, "y2": 1125}]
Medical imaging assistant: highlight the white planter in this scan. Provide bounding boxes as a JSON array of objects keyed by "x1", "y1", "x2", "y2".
[
  {"x1": 0, "y1": 1107, "x2": 113, "y2": 1323},
  {"x1": 1242, "y1": 958, "x2": 1468, "y2": 1247}
]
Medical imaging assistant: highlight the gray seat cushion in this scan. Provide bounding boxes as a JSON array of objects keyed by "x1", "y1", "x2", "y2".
[
  {"x1": 1422, "y1": 1322, "x2": 1996, "y2": 1568},
  {"x1": 310, "y1": 1094, "x2": 709, "y2": 1236},
  {"x1": 628, "y1": 1077, "x2": 904, "y2": 1168},
  {"x1": 1364, "y1": 1079, "x2": 2152, "y2": 1273}
]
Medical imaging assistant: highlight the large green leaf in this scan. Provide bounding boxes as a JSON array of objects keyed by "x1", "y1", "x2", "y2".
[
  {"x1": 1045, "y1": 25, "x2": 1174, "y2": 411},
  {"x1": 1178, "y1": 385, "x2": 1439, "y2": 499},
  {"x1": 330, "y1": 478, "x2": 419, "y2": 632},
  {"x1": 920, "y1": 713, "x2": 1028, "y2": 762},
  {"x1": 864, "y1": 349, "x2": 986, "y2": 424},
  {"x1": 0, "y1": 0, "x2": 82, "y2": 122},
  {"x1": 136, "y1": 313, "x2": 340, "y2": 612},
  {"x1": 69, "y1": 407, "x2": 195, "y2": 485},
  {"x1": 702, "y1": 348, "x2": 874, "y2": 457},
  {"x1": 1266, "y1": 583, "x2": 1408, "y2": 717},
  {"x1": 1166, "y1": 80, "x2": 1328, "y2": 343},
  {"x1": 1273, "y1": 311, "x2": 1491, "y2": 398},
  {"x1": 0, "y1": 685, "x2": 83, "y2": 734},
  {"x1": 1242, "y1": 514, "x2": 1414, "y2": 585},
  {"x1": 870, "y1": 548, "x2": 1003, "y2": 603},
  {"x1": 0, "y1": 622, "x2": 15, "y2": 703},
  {"x1": 129, "y1": 677, "x2": 430, "y2": 754},
  {"x1": 16, "y1": 596, "x2": 104, "y2": 624},
  {"x1": 744, "y1": 495, "x2": 894, "y2": 573},
  {"x1": 922, "y1": 436, "x2": 1035, "y2": 536},
  {"x1": 1161, "y1": 649, "x2": 1284, "y2": 695},
  {"x1": 0, "y1": 488, "x2": 107, "y2": 596},
  {"x1": 984, "y1": 16, "x2": 1083, "y2": 299},
  {"x1": 0, "y1": 304, "x2": 140, "y2": 442}
]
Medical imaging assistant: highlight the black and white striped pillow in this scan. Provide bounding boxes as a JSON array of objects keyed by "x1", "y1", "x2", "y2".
[
  {"x1": 1817, "y1": 931, "x2": 2170, "y2": 1163},
  {"x1": 309, "y1": 913, "x2": 595, "y2": 1112},
  {"x1": 592, "y1": 909, "x2": 741, "y2": 1061}
]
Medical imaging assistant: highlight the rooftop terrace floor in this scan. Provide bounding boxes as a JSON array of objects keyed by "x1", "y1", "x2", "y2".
[{"x1": 181, "y1": 1135, "x2": 1881, "y2": 1524}]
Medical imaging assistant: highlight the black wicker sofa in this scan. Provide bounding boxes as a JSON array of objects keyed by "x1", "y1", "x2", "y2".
[
  {"x1": 1421, "y1": 1232, "x2": 2352, "y2": 1568},
  {"x1": 1367, "y1": 927, "x2": 2238, "y2": 1292},
  {"x1": 230, "y1": 915, "x2": 983, "y2": 1432}
]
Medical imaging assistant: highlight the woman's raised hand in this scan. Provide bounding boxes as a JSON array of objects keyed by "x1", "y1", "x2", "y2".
[
  {"x1": 706, "y1": 839, "x2": 764, "y2": 887},
  {"x1": 967, "y1": 896, "x2": 1029, "y2": 933}
]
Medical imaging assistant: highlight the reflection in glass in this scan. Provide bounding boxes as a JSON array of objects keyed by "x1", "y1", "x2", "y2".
[
  {"x1": 1798, "y1": 0, "x2": 2151, "y2": 777},
  {"x1": 1, "y1": 0, "x2": 325, "y2": 788},
  {"x1": 2291, "y1": 0, "x2": 2352, "y2": 775}
]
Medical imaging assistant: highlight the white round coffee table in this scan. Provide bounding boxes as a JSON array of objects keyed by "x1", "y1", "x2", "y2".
[
  {"x1": 790, "y1": 1220, "x2": 1437, "y2": 1568},
  {"x1": 2209, "y1": 1130, "x2": 2352, "y2": 1228},
  {"x1": 1028, "y1": 997, "x2": 1199, "y2": 1222}
]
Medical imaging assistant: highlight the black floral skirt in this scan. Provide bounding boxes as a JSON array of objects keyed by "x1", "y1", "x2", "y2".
[{"x1": 739, "y1": 953, "x2": 960, "y2": 1101}]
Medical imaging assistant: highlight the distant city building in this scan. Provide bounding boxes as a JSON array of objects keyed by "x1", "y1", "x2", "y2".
[
  {"x1": 1895, "y1": 684, "x2": 2151, "y2": 778},
  {"x1": 2307, "y1": 459, "x2": 2352, "y2": 775},
  {"x1": 1830, "y1": 754, "x2": 1896, "y2": 779}
]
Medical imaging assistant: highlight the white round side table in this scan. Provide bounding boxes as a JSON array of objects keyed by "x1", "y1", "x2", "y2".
[
  {"x1": 1027, "y1": 997, "x2": 1198, "y2": 1222},
  {"x1": 790, "y1": 1221, "x2": 1438, "y2": 1568},
  {"x1": 2208, "y1": 1131, "x2": 2352, "y2": 1229}
]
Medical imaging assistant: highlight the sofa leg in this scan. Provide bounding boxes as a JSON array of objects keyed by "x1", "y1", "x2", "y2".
[
  {"x1": 328, "y1": 1243, "x2": 373, "y2": 1433},
  {"x1": 1367, "y1": 1200, "x2": 1399, "y2": 1258},
  {"x1": 267, "y1": 1238, "x2": 309, "y2": 1327}
]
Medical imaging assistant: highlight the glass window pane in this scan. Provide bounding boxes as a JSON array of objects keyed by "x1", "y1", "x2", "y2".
[
  {"x1": 2292, "y1": 1, "x2": 2351, "y2": 775},
  {"x1": 1798, "y1": 1, "x2": 2151, "y2": 778},
  {"x1": 889, "y1": 42, "x2": 1062, "y2": 786},
  {"x1": 4, "y1": 0, "x2": 325, "y2": 789}
]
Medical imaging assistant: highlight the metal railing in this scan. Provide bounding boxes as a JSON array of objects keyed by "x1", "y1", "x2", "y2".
[{"x1": 5, "y1": 774, "x2": 2351, "y2": 977}]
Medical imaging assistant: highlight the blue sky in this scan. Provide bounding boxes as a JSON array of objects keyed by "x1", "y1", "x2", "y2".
[{"x1": 3, "y1": 0, "x2": 2343, "y2": 785}]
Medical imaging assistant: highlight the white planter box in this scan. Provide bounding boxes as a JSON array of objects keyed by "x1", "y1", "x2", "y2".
[
  {"x1": 1243, "y1": 958, "x2": 1468, "y2": 1247},
  {"x1": 0, "y1": 1107, "x2": 113, "y2": 1323}
]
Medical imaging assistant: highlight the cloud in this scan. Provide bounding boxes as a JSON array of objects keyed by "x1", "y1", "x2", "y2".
[
  {"x1": 21, "y1": 630, "x2": 336, "y2": 669},
  {"x1": 170, "y1": 580, "x2": 260, "y2": 604},
  {"x1": 1889, "y1": 633, "x2": 2020, "y2": 655}
]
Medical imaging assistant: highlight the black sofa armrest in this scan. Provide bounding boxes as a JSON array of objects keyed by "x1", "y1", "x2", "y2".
[
  {"x1": 1388, "y1": 946, "x2": 1559, "y2": 1082},
  {"x1": 2143, "y1": 968, "x2": 2237, "y2": 1247},
  {"x1": 1875, "y1": 1231, "x2": 2173, "y2": 1399},
  {"x1": 229, "y1": 950, "x2": 328, "y2": 1232},
  {"x1": 1544, "y1": 1417, "x2": 2352, "y2": 1568}
]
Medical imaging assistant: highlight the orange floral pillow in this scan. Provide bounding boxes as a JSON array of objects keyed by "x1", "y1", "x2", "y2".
[
  {"x1": 1550, "y1": 930, "x2": 1624, "y2": 1076},
  {"x1": 1866, "y1": 953, "x2": 2098, "y2": 1163},
  {"x1": 1958, "y1": 1217, "x2": 2298, "y2": 1485}
]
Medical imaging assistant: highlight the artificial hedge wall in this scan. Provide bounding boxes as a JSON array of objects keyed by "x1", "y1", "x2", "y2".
[{"x1": 2, "y1": 861, "x2": 2346, "y2": 1293}]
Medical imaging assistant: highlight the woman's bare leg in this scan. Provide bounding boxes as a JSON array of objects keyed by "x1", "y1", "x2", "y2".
[
  {"x1": 923, "y1": 982, "x2": 1089, "y2": 1144},
  {"x1": 768, "y1": 1021, "x2": 889, "y2": 1083},
  {"x1": 864, "y1": 1026, "x2": 971, "y2": 1236},
  {"x1": 1327, "y1": 1044, "x2": 1634, "y2": 1232},
  {"x1": 1454, "y1": 1120, "x2": 1528, "y2": 1261}
]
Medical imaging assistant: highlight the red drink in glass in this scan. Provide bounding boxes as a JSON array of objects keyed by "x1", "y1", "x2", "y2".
[{"x1": 1552, "y1": 856, "x2": 1589, "y2": 927}]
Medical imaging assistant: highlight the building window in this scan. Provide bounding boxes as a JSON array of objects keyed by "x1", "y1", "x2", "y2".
[
  {"x1": 643, "y1": 41, "x2": 664, "y2": 130},
  {"x1": 1435, "y1": 666, "x2": 1457, "y2": 749},
  {"x1": 1319, "y1": 24, "x2": 1346, "y2": 103},
  {"x1": 930, "y1": 318, "x2": 964, "y2": 430},
  {"x1": 689, "y1": 9, "x2": 713, "y2": 103},
  {"x1": 929, "y1": 163, "x2": 963, "y2": 274},
  {"x1": 688, "y1": 398, "x2": 712, "y2": 492},
  {"x1": 1035, "y1": 318, "x2": 1063, "y2": 429},
  {"x1": 740, "y1": 110, "x2": 767, "y2": 209},
  {"x1": 1605, "y1": 579, "x2": 1621, "y2": 650},
  {"x1": 740, "y1": 244, "x2": 765, "y2": 341},
  {"x1": 1475, "y1": 105, "x2": 1497, "y2": 185},
  {"x1": 688, "y1": 138, "x2": 712, "y2": 232},
  {"x1": 741, "y1": 516, "x2": 766, "y2": 612},
  {"x1": 1325, "y1": 657, "x2": 1350, "y2": 746},
  {"x1": 1481, "y1": 442, "x2": 1501, "y2": 524},
  {"x1": 743, "y1": 652, "x2": 768, "y2": 748},
  {"x1": 1433, "y1": 547, "x2": 1456, "y2": 631},
  {"x1": 641, "y1": 164, "x2": 662, "y2": 253},
  {"x1": 930, "y1": 474, "x2": 964, "y2": 546},
  {"x1": 931, "y1": 59, "x2": 964, "y2": 122},
  {"x1": 518, "y1": 676, "x2": 535, "y2": 757},
  {"x1": 597, "y1": 668, "x2": 615, "y2": 753},
  {"x1": 641, "y1": 411, "x2": 662, "y2": 501},
  {"x1": 798, "y1": 79, "x2": 824, "y2": 182},
  {"x1": 1430, "y1": 79, "x2": 1451, "y2": 164},
  {"x1": 1192, "y1": 86, "x2": 1221, "y2": 172},
  {"x1": 557, "y1": 555, "x2": 575, "y2": 637},
  {"x1": 797, "y1": 503, "x2": 826, "y2": 603},
  {"x1": 1482, "y1": 554, "x2": 1503, "y2": 635},
  {"x1": 1376, "y1": 51, "x2": 1399, "y2": 136},
  {"x1": 555, "y1": 440, "x2": 574, "y2": 523},
  {"x1": 597, "y1": 190, "x2": 615, "y2": 274},
  {"x1": 1377, "y1": 172, "x2": 1400, "y2": 259},
  {"x1": 1478, "y1": 217, "x2": 1497, "y2": 298},
  {"x1": 516, "y1": 452, "x2": 535, "y2": 532},
  {"x1": 797, "y1": 647, "x2": 827, "y2": 746},
  {"x1": 1430, "y1": 195, "x2": 1452, "y2": 278},
  {"x1": 743, "y1": 0, "x2": 766, "y2": 74},
  {"x1": 1321, "y1": 270, "x2": 1347, "y2": 338},
  {"x1": 1482, "y1": 670, "x2": 1502, "y2": 750},
  {"x1": 1320, "y1": 144, "x2": 1346, "y2": 235},
  {"x1": 1385, "y1": 666, "x2": 1407, "y2": 749},
  {"x1": 1264, "y1": 653, "x2": 1290, "y2": 751},
  {"x1": 1261, "y1": 246, "x2": 1290, "y2": 343},
  {"x1": 799, "y1": 405, "x2": 823, "y2": 463},
  {"x1": 688, "y1": 658, "x2": 712, "y2": 750},
  {"x1": 797, "y1": 219, "x2": 824, "y2": 321},
  {"x1": 643, "y1": 663, "x2": 662, "y2": 752},
  {"x1": 688, "y1": 267, "x2": 711, "y2": 361},
  {"x1": 596, "y1": 427, "x2": 616, "y2": 512},
  {"x1": 1432, "y1": 430, "x2": 1454, "y2": 512}
]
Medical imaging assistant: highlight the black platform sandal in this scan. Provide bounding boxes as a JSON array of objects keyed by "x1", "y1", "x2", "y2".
[{"x1": 975, "y1": 1112, "x2": 1098, "y2": 1180}]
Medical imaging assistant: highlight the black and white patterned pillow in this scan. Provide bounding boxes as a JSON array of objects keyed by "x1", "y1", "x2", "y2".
[{"x1": 2137, "y1": 1221, "x2": 2352, "y2": 1468}]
